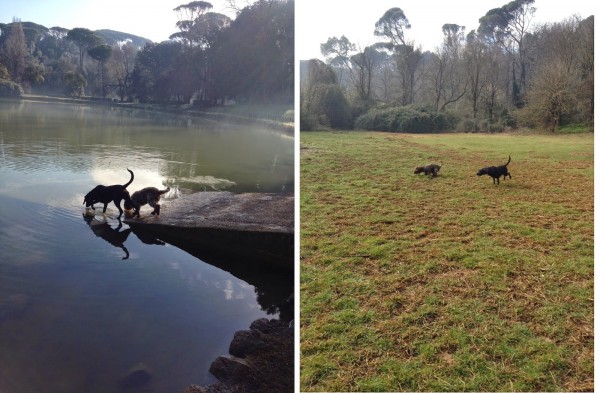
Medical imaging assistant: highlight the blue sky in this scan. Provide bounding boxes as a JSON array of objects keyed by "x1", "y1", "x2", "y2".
[{"x1": 0, "y1": 0, "x2": 236, "y2": 42}]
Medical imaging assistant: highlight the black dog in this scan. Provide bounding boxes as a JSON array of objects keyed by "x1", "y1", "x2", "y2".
[
  {"x1": 124, "y1": 186, "x2": 170, "y2": 218},
  {"x1": 477, "y1": 156, "x2": 511, "y2": 185},
  {"x1": 83, "y1": 169, "x2": 134, "y2": 217}
]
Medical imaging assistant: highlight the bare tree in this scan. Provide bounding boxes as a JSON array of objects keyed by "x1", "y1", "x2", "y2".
[
  {"x1": 464, "y1": 31, "x2": 488, "y2": 118},
  {"x1": 526, "y1": 60, "x2": 576, "y2": 131},
  {"x1": 427, "y1": 24, "x2": 468, "y2": 110}
]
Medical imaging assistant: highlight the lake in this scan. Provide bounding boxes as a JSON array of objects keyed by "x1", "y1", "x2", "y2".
[{"x1": 0, "y1": 99, "x2": 294, "y2": 393}]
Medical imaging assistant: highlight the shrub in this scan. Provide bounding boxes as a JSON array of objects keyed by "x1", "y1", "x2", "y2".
[
  {"x1": 354, "y1": 105, "x2": 456, "y2": 133},
  {"x1": 0, "y1": 79, "x2": 23, "y2": 97},
  {"x1": 302, "y1": 83, "x2": 351, "y2": 130}
]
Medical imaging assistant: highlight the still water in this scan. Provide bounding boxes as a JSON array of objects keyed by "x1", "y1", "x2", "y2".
[{"x1": 0, "y1": 99, "x2": 294, "y2": 393}]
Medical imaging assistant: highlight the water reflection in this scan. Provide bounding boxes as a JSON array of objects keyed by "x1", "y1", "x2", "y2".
[
  {"x1": 81, "y1": 214, "x2": 294, "y2": 323},
  {"x1": 83, "y1": 215, "x2": 133, "y2": 259}
]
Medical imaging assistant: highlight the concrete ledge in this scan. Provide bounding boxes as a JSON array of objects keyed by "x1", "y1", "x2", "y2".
[{"x1": 123, "y1": 192, "x2": 294, "y2": 270}]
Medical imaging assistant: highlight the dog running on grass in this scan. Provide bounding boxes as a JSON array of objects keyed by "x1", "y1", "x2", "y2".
[
  {"x1": 477, "y1": 156, "x2": 512, "y2": 185},
  {"x1": 83, "y1": 169, "x2": 134, "y2": 218},
  {"x1": 414, "y1": 163, "x2": 442, "y2": 177},
  {"x1": 124, "y1": 186, "x2": 170, "y2": 218}
]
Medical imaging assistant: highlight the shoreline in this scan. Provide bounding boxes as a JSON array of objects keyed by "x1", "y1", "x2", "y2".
[{"x1": 10, "y1": 94, "x2": 294, "y2": 135}]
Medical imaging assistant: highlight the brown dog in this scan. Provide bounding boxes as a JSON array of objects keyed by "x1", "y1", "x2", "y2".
[
  {"x1": 414, "y1": 163, "x2": 442, "y2": 177},
  {"x1": 124, "y1": 186, "x2": 170, "y2": 217}
]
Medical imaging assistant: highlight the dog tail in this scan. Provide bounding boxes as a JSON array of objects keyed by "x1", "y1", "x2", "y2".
[
  {"x1": 123, "y1": 169, "x2": 134, "y2": 188},
  {"x1": 159, "y1": 187, "x2": 171, "y2": 195},
  {"x1": 505, "y1": 156, "x2": 511, "y2": 166}
]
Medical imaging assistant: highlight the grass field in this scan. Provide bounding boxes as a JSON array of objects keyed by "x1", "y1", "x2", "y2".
[{"x1": 300, "y1": 131, "x2": 593, "y2": 392}]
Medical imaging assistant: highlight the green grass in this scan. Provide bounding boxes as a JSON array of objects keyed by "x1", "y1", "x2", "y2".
[{"x1": 300, "y1": 131, "x2": 593, "y2": 392}]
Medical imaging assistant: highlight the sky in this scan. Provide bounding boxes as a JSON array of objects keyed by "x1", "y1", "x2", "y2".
[
  {"x1": 0, "y1": 0, "x2": 238, "y2": 42},
  {"x1": 297, "y1": 0, "x2": 597, "y2": 60},
  {"x1": 0, "y1": 0, "x2": 596, "y2": 55}
]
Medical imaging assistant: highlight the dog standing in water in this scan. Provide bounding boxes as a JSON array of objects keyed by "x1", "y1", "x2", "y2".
[
  {"x1": 83, "y1": 169, "x2": 134, "y2": 218},
  {"x1": 125, "y1": 186, "x2": 170, "y2": 217}
]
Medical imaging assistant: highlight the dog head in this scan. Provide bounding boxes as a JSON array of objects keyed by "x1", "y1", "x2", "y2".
[
  {"x1": 83, "y1": 190, "x2": 97, "y2": 208},
  {"x1": 414, "y1": 166, "x2": 424, "y2": 174},
  {"x1": 123, "y1": 191, "x2": 134, "y2": 211},
  {"x1": 476, "y1": 168, "x2": 488, "y2": 176}
]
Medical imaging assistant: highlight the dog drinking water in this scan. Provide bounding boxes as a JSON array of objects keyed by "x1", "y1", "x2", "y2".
[{"x1": 83, "y1": 169, "x2": 134, "y2": 218}]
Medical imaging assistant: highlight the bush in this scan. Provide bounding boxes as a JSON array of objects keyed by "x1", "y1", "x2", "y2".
[
  {"x1": 0, "y1": 79, "x2": 23, "y2": 98},
  {"x1": 354, "y1": 105, "x2": 457, "y2": 133},
  {"x1": 301, "y1": 83, "x2": 351, "y2": 130}
]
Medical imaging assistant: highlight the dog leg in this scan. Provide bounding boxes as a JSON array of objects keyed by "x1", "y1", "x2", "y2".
[
  {"x1": 150, "y1": 202, "x2": 160, "y2": 216},
  {"x1": 114, "y1": 201, "x2": 124, "y2": 218}
]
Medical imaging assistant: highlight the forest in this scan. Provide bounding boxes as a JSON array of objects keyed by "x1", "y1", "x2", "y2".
[
  {"x1": 300, "y1": 0, "x2": 593, "y2": 132},
  {"x1": 0, "y1": 0, "x2": 294, "y2": 107}
]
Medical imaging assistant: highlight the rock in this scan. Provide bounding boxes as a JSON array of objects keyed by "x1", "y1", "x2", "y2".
[
  {"x1": 183, "y1": 317, "x2": 294, "y2": 393},
  {"x1": 119, "y1": 362, "x2": 152, "y2": 389},
  {"x1": 249, "y1": 318, "x2": 274, "y2": 333},
  {"x1": 209, "y1": 356, "x2": 251, "y2": 385},
  {"x1": 229, "y1": 329, "x2": 266, "y2": 358},
  {"x1": 181, "y1": 385, "x2": 208, "y2": 393}
]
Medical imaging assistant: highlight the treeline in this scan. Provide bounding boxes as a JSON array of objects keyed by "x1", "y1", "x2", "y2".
[
  {"x1": 301, "y1": 0, "x2": 593, "y2": 132},
  {"x1": 0, "y1": 0, "x2": 294, "y2": 106}
]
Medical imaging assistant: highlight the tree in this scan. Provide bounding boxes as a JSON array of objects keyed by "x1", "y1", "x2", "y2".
[
  {"x1": 3, "y1": 20, "x2": 27, "y2": 82},
  {"x1": 172, "y1": 1, "x2": 214, "y2": 46},
  {"x1": 349, "y1": 45, "x2": 379, "y2": 103},
  {"x1": 88, "y1": 44, "x2": 112, "y2": 97},
  {"x1": 375, "y1": 8, "x2": 423, "y2": 105},
  {"x1": 301, "y1": 59, "x2": 350, "y2": 130},
  {"x1": 107, "y1": 42, "x2": 137, "y2": 101},
  {"x1": 321, "y1": 35, "x2": 355, "y2": 84},
  {"x1": 427, "y1": 23, "x2": 467, "y2": 110},
  {"x1": 66, "y1": 28, "x2": 101, "y2": 72},
  {"x1": 210, "y1": 0, "x2": 293, "y2": 104},
  {"x1": 526, "y1": 60, "x2": 575, "y2": 131},
  {"x1": 63, "y1": 70, "x2": 86, "y2": 97},
  {"x1": 131, "y1": 41, "x2": 185, "y2": 103},
  {"x1": 478, "y1": 0, "x2": 536, "y2": 106},
  {"x1": 464, "y1": 31, "x2": 488, "y2": 118},
  {"x1": 374, "y1": 7, "x2": 410, "y2": 48}
]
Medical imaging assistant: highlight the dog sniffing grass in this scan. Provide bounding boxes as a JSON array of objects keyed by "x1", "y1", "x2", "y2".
[
  {"x1": 414, "y1": 163, "x2": 442, "y2": 177},
  {"x1": 300, "y1": 131, "x2": 593, "y2": 392}
]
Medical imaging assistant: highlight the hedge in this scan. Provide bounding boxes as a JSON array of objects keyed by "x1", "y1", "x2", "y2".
[{"x1": 355, "y1": 105, "x2": 457, "y2": 133}]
